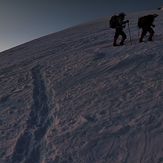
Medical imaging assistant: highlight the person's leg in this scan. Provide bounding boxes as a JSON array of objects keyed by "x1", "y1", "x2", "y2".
[
  {"x1": 148, "y1": 27, "x2": 154, "y2": 41},
  {"x1": 119, "y1": 30, "x2": 127, "y2": 45},
  {"x1": 139, "y1": 28, "x2": 147, "y2": 42},
  {"x1": 113, "y1": 29, "x2": 120, "y2": 46}
]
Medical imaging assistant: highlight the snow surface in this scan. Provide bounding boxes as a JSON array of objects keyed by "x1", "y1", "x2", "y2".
[{"x1": 0, "y1": 10, "x2": 163, "y2": 163}]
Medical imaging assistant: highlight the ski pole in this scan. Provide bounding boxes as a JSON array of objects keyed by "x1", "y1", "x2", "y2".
[{"x1": 128, "y1": 22, "x2": 132, "y2": 45}]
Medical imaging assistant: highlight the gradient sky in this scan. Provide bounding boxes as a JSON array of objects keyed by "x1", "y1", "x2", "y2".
[{"x1": 0, "y1": 0, "x2": 162, "y2": 52}]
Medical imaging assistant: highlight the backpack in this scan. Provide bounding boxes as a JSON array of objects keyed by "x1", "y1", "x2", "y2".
[
  {"x1": 138, "y1": 16, "x2": 146, "y2": 28},
  {"x1": 110, "y1": 15, "x2": 118, "y2": 28}
]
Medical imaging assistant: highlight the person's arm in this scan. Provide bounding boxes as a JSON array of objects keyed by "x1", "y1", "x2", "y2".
[
  {"x1": 121, "y1": 20, "x2": 129, "y2": 28},
  {"x1": 123, "y1": 20, "x2": 129, "y2": 24}
]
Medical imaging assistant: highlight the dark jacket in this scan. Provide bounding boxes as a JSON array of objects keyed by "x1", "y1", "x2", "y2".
[
  {"x1": 139, "y1": 15, "x2": 156, "y2": 28},
  {"x1": 116, "y1": 16, "x2": 128, "y2": 29}
]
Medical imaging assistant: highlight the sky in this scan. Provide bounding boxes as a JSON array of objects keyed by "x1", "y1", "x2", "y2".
[{"x1": 0, "y1": 0, "x2": 162, "y2": 52}]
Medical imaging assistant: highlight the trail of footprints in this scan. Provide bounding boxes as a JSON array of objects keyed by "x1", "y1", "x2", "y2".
[{"x1": 12, "y1": 65, "x2": 51, "y2": 163}]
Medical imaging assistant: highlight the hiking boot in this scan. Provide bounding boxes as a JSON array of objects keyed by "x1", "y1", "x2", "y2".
[
  {"x1": 139, "y1": 39, "x2": 143, "y2": 43},
  {"x1": 120, "y1": 41, "x2": 124, "y2": 46},
  {"x1": 148, "y1": 38, "x2": 153, "y2": 41},
  {"x1": 113, "y1": 43, "x2": 118, "y2": 46}
]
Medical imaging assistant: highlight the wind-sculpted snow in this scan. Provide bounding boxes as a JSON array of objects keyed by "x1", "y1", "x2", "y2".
[{"x1": 0, "y1": 10, "x2": 163, "y2": 163}]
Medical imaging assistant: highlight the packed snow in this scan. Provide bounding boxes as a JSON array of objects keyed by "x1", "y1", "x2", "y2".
[{"x1": 0, "y1": 10, "x2": 163, "y2": 163}]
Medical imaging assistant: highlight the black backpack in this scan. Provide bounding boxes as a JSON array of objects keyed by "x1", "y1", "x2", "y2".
[
  {"x1": 138, "y1": 16, "x2": 146, "y2": 28},
  {"x1": 110, "y1": 15, "x2": 118, "y2": 28}
]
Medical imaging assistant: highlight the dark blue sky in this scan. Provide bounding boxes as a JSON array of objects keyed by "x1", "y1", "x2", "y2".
[{"x1": 0, "y1": 0, "x2": 162, "y2": 51}]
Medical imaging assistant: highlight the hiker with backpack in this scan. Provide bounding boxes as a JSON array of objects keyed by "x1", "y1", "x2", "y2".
[
  {"x1": 138, "y1": 14, "x2": 158, "y2": 42},
  {"x1": 110, "y1": 12, "x2": 129, "y2": 46}
]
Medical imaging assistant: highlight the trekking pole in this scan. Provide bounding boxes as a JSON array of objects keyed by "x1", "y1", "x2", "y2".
[
  {"x1": 105, "y1": 18, "x2": 108, "y2": 29},
  {"x1": 138, "y1": 17, "x2": 140, "y2": 39},
  {"x1": 127, "y1": 22, "x2": 132, "y2": 45},
  {"x1": 138, "y1": 28, "x2": 140, "y2": 39},
  {"x1": 105, "y1": 17, "x2": 109, "y2": 29}
]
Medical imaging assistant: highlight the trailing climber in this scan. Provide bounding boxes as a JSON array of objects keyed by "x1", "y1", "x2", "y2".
[{"x1": 138, "y1": 14, "x2": 158, "y2": 42}]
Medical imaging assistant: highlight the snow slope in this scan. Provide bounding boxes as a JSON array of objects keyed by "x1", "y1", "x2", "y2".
[{"x1": 0, "y1": 10, "x2": 163, "y2": 163}]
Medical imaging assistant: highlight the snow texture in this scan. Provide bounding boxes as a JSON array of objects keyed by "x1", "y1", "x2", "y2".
[{"x1": 0, "y1": 10, "x2": 163, "y2": 163}]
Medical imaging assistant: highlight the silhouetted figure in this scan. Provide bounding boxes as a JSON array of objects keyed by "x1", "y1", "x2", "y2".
[
  {"x1": 138, "y1": 14, "x2": 158, "y2": 42},
  {"x1": 110, "y1": 13, "x2": 129, "y2": 46}
]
